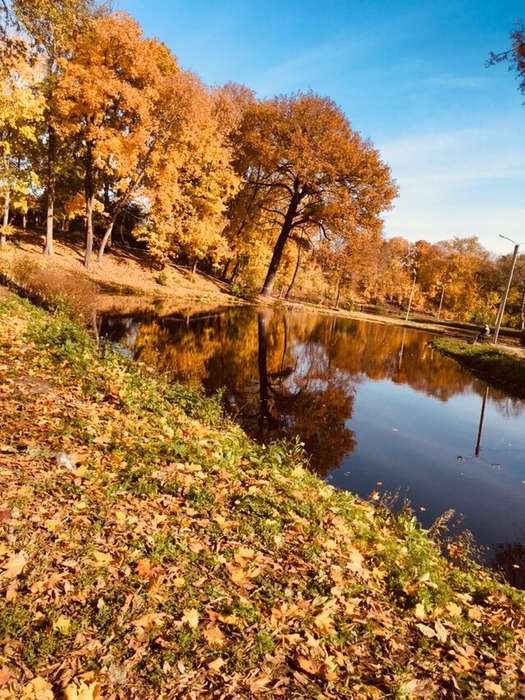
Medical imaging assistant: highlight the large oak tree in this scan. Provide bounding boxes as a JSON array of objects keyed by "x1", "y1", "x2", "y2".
[{"x1": 234, "y1": 93, "x2": 397, "y2": 296}]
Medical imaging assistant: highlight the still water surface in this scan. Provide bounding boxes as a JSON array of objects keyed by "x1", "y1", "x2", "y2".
[{"x1": 100, "y1": 307, "x2": 525, "y2": 585}]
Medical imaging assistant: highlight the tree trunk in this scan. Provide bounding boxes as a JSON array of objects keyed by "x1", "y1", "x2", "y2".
[
  {"x1": 192, "y1": 260, "x2": 198, "y2": 276},
  {"x1": 335, "y1": 275, "x2": 342, "y2": 308},
  {"x1": 230, "y1": 260, "x2": 240, "y2": 284},
  {"x1": 1, "y1": 190, "x2": 9, "y2": 246},
  {"x1": 437, "y1": 285, "x2": 445, "y2": 319},
  {"x1": 261, "y1": 192, "x2": 300, "y2": 297},
  {"x1": 84, "y1": 142, "x2": 95, "y2": 270},
  {"x1": 22, "y1": 214, "x2": 26, "y2": 230},
  {"x1": 84, "y1": 193, "x2": 95, "y2": 269},
  {"x1": 285, "y1": 241, "x2": 301, "y2": 299},
  {"x1": 44, "y1": 126, "x2": 56, "y2": 255},
  {"x1": 222, "y1": 259, "x2": 231, "y2": 281},
  {"x1": 98, "y1": 221, "x2": 115, "y2": 263},
  {"x1": 102, "y1": 182, "x2": 112, "y2": 250},
  {"x1": 520, "y1": 288, "x2": 525, "y2": 332}
]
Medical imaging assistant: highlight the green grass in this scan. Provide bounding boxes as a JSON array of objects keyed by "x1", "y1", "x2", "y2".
[{"x1": 432, "y1": 337, "x2": 525, "y2": 398}]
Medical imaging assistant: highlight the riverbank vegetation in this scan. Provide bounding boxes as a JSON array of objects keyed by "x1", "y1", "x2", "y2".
[
  {"x1": 2, "y1": 3, "x2": 525, "y2": 328},
  {"x1": 0, "y1": 288, "x2": 524, "y2": 698},
  {"x1": 433, "y1": 337, "x2": 525, "y2": 400}
]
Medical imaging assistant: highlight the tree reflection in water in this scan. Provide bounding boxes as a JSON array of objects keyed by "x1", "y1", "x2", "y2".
[{"x1": 100, "y1": 306, "x2": 525, "y2": 584}]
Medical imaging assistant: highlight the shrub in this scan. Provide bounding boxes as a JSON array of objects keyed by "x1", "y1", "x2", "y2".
[
  {"x1": 156, "y1": 270, "x2": 169, "y2": 286},
  {"x1": 4, "y1": 255, "x2": 98, "y2": 323}
]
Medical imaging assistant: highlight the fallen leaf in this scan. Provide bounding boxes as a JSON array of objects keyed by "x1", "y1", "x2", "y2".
[
  {"x1": 468, "y1": 607, "x2": 482, "y2": 621},
  {"x1": 249, "y1": 674, "x2": 272, "y2": 693},
  {"x1": 482, "y1": 680, "x2": 504, "y2": 696},
  {"x1": 182, "y1": 608, "x2": 199, "y2": 629},
  {"x1": 64, "y1": 681, "x2": 101, "y2": 700},
  {"x1": 91, "y1": 551, "x2": 111, "y2": 568},
  {"x1": 399, "y1": 678, "x2": 436, "y2": 697},
  {"x1": 414, "y1": 603, "x2": 426, "y2": 620},
  {"x1": 208, "y1": 657, "x2": 225, "y2": 673},
  {"x1": 132, "y1": 613, "x2": 165, "y2": 633},
  {"x1": 434, "y1": 620, "x2": 448, "y2": 643},
  {"x1": 297, "y1": 655, "x2": 321, "y2": 676},
  {"x1": 314, "y1": 608, "x2": 334, "y2": 635},
  {"x1": 136, "y1": 558, "x2": 154, "y2": 579},
  {"x1": 416, "y1": 623, "x2": 435, "y2": 639},
  {"x1": 233, "y1": 546, "x2": 256, "y2": 566},
  {"x1": 1, "y1": 551, "x2": 27, "y2": 579},
  {"x1": 203, "y1": 624, "x2": 225, "y2": 647},
  {"x1": 0, "y1": 667, "x2": 11, "y2": 686},
  {"x1": 226, "y1": 563, "x2": 251, "y2": 587},
  {"x1": 21, "y1": 677, "x2": 53, "y2": 700},
  {"x1": 53, "y1": 615, "x2": 72, "y2": 634},
  {"x1": 446, "y1": 602, "x2": 462, "y2": 617},
  {"x1": 348, "y1": 548, "x2": 364, "y2": 573}
]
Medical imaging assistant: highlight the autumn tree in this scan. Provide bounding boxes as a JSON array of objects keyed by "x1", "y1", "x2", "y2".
[
  {"x1": 0, "y1": 52, "x2": 44, "y2": 245},
  {"x1": 54, "y1": 13, "x2": 174, "y2": 268},
  {"x1": 133, "y1": 72, "x2": 239, "y2": 271},
  {"x1": 233, "y1": 93, "x2": 397, "y2": 296},
  {"x1": 12, "y1": 0, "x2": 98, "y2": 255}
]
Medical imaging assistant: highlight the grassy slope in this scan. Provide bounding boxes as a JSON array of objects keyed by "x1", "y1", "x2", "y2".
[
  {"x1": 433, "y1": 338, "x2": 525, "y2": 399},
  {"x1": 0, "y1": 292, "x2": 524, "y2": 699}
]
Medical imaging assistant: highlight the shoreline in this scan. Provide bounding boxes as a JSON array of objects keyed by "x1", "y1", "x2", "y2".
[{"x1": 432, "y1": 337, "x2": 525, "y2": 400}]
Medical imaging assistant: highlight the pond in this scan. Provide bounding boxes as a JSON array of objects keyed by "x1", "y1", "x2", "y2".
[{"x1": 100, "y1": 306, "x2": 525, "y2": 586}]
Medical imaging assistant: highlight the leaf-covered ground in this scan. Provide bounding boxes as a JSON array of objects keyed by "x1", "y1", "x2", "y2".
[
  {"x1": 0, "y1": 291, "x2": 524, "y2": 699},
  {"x1": 432, "y1": 337, "x2": 525, "y2": 400}
]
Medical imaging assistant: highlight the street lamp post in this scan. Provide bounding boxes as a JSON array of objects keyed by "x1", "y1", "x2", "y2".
[{"x1": 493, "y1": 235, "x2": 523, "y2": 345}]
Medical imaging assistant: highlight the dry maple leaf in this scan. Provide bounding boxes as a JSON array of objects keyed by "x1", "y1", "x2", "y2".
[
  {"x1": 1, "y1": 551, "x2": 27, "y2": 579},
  {"x1": 136, "y1": 558, "x2": 154, "y2": 578},
  {"x1": 203, "y1": 624, "x2": 225, "y2": 647},
  {"x1": 482, "y1": 680, "x2": 504, "y2": 697},
  {"x1": 468, "y1": 606, "x2": 482, "y2": 621},
  {"x1": 446, "y1": 602, "x2": 462, "y2": 617},
  {"x1": 53, "y1": 615, "x2": 72, "y2": 634},
  {"x1": 226, "y1": 563, "x2": 251, "y2": 587},
  {"x1": 91, "y1": 551, "x2": 112, "y2": 568},
  {"x1": 0, "y1": 667, "x2": 11, "y2": 686},
  {"x1": 21, "y1": 676, "x2": 53, "y2": 700},
  {"x1": 416, "y1": 623, "x2": 435, "y2": 639},
  {"x1": 64, "y1": 681, "x2": 101, "y2": 700},
  {"x1": 414, "y1": 603, "x2": 426, "y2": 620},
  {"x1": 314, "y1": 609, "x2": 334, "y2": 635},
  {"x1": 434, "y1": 620, "x2": 448, "y2": 643},
  {"x1": 348, "y1": 548, "x2": 364, "y2": 573},
  {"x1": 132, "y1": 613, "x2": 165, "y2": 633},
  {"x1": 208, "y1": 657, "x2": 225, "y2": 673},
  {"x1": 182, "y1": 608, "x2": 199, "y2": 629},
  {"x1": 297, "y1": 655, "x2": 321, "y2": 676},
  {"x1": 249, "y1": 675, "x2": 272, "y2": 694}
]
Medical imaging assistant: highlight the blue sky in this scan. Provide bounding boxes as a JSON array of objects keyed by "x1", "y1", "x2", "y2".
[{"x1": 116, "y1": 0, "x2": 525, "y2": 254}]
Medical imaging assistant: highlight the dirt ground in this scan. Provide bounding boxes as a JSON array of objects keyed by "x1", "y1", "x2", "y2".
[{"x1": 0, "y1": 229, "x2": 246, "y2": 315}]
